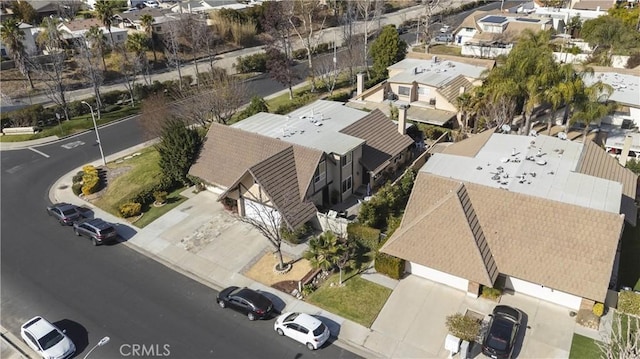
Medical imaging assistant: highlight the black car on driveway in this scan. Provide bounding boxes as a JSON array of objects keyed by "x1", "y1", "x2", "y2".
[
  {"x1": 217, "y1": 286, "x2": 274, "y2": 321},
  {"x1": 46, "y1": 203, "x2": 82, "y2": 225},
  {"x1": 72, "y1": 218, "x2": 118, "y2": 246},
  {"x1": 482, "y1": 305, "x2": 522, "y2": 359}
]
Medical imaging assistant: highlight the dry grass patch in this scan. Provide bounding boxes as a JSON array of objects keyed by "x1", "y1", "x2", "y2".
[{"x1": 245, "y1": 252, "x2": 313, "y2": 286}]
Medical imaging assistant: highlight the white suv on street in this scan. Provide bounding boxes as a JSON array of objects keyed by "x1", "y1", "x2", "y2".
[{"x1": 20, "y1": 316, "x2": 75, "y2": 359}]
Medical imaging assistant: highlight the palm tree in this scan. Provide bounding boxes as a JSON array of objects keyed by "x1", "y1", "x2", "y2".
[
  {"x1": 139, "y1": 14, "x2": 157, "y2": 64},
  {"x1": 0, "y1": 19, "x2": 33, "y2": 89},
  {"x1": 571, "y1": 81, "x2": 615, "y2": 141},
  {"x1": 303, "y1": 232, "x2": 338, "y2": 274},
  {"x1": 86, "y1": 25, "x2": 108, "y2": 72},
  {"x1": 94, "y1": 0, "x2": 115, "y2": 45},
  {"x1": 455, "y1": 92, "x2": 474, "y2": 134}
]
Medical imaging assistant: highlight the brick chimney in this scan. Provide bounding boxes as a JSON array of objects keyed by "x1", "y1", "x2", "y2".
[
  {"x1": 619, "y1": 135, "x2": 634, "y2": 166},
  {"x1": 356, "y1": 72, "x2": 365, "y2": 96},
  {"x1": 398, "y1": 105, "x2": 407, "y2": 135}
]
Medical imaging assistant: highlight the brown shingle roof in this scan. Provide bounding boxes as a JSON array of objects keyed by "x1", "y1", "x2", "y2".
[
  {"x1": 339, "y1": 109, "x2": 414, "y2": 173},
  {"x1": 441, "y1": 127, "x2": 496, "y2": 157},
  {"x1": 572, "y1": 0, "x2": 615, "y2": 10},
  {"x1": 436, "y1": 75, "x2": 474, "y2": 106},
  {"x1": 249, "y1": 147, "x2": 318, "y2": 230},
  {"x1": 577, "y1": 140, "x2": 638, "y2": 226},
  {"x1": 62, "y1": 18, "x2": 102, "y2": 32},
  {"x1": 381, "y1": 172, "x2": 624, "y2": 302}
]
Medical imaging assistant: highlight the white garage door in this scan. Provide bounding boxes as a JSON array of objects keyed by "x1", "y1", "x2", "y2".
[
  {"x1": 244, "y1": 199, "x2": 281, "y2": 225},
  {"x1": 504, "y1": 277, "x2": 582, "y2": 310},
  {"x1": 406, "y1": 262, "x2": 469, "y2": 292}
]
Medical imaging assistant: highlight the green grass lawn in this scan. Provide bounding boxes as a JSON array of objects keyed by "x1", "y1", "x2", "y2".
[
  {"x1": 569, "y1": 334, "x2": 601, "y2": 359},
  {"x1": 306, "y1": 272, "x2": 391, "y2": 327},
  {"x1": 132, "y1": 186, "x2": 188, "y2": 228},
  {"x1": 89, "y1": 146, "x2": 188, "y2": 227},
  {"x1": 618, "y1": 223, "x2": 640, "y2": 290},
  {"x1": 0, "y1": 105, "x2": 140, "y2": 142}
]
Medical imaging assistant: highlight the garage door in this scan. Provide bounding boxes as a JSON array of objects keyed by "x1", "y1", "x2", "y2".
[
  {"x1": 244, "y1": 199, "x2": 281, "y2": 225},
  {"x1": 406, "y1": 262, "x2": 469, "y2": 292},
  {"x1": 503, "y1": 276, "x2": 582, "y2": 310}
]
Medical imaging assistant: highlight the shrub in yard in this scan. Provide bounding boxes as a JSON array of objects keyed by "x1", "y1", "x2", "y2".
[
  {"x1": 104, "y1": 104, "x2": 121, "y2": 113},
  {"x1": 119, "y1": 202, "x2": 142, "y2": 218},
  {"x1": 374, "y1": 252, "x2": 404, "y2": 279},
  {"x1": 72, "y1": 182, "x2": 83, "y2": 196},
  {"x1": 445, "y1": 313, "x2": 481, "y2": 342},
  {"x1": 347, "y1": 223, "x2": 381, "y2": 251},
  {"x1": 618, "y1": 290, "x2": 640, "y2": 316},
  {"x1": 234, "y1": 53, "x2": 267, "y2": 73},
  {"x1": 154, "y1": 191, "x2": 168, "y2": 204},
  {"x1": 130, "y1": 183, "x2": 169, "y2": 206},
  {"x1": 72, "y1": 171, "x2": 84, "y2": 184},
  {"x1": 481, "y1": 286, "x2": 502, "y2": 300},
  {"x1": 280, "y1": 222, "x2": 311, "y2": 245},
  {"x1": 81, "y1": 165, "x2": 100, "y2": 196},
  {"x1": 592, "y1": 302, "x2": 605, "y2": 317},
  {"x1": 326, "y1": 91, "x2": 351, "y2": 102}
]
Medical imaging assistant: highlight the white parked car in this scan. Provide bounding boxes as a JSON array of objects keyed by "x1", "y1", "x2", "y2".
[
  {"x1": 274, "y1": 312, "x2": 330, "y2": 350},
  {"x1": 144, "y1": 0, "x2": 160, "y2": 8},
  {"x1": 440, "y1": 25, "x2": 451, "y2": 33},
  {"x1": 20, "y1": 316, "x2": 75, "y2": 359}
]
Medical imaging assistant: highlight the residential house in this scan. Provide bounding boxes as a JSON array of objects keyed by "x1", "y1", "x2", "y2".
[
  {"x1": 113, "y1": 8, "x2": 172, "y2": 33},
  {"x1": 381, "y1": 131, "x2": 638, "y2": 310},
  {"x1": 170, "y1": 0, "x2": 252, "y2": 13},
  {"x1": 454, "y1": 10, "x2": 553, "y2": 58},
  {"x1": 189, "y1": 100, "x2": 415, "y2": 228},
  {"x1": 0, "y1": 22, "x2": 38, "y2": 58},
  {"x1": 58, "y1": 18, "x2": 128, "y2": 47},
  {"x1": 353, "y1": 55, "x2": 492, "y2": 127}
]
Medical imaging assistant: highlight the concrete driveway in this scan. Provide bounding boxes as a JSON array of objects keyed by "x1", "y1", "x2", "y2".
[{"x1": 368, "y1": 275, "x2": 576, "y2": 358}]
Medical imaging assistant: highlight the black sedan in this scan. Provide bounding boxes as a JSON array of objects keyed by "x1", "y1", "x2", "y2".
[
  {"x1": 216, "y1": 286, "x2": 274, "y2": 321},
  {"x1": 46, "y1": 203, "x2": 82, "y2": 225},
  {"x1": 481, "y1": 305, "x2": 522, "y2": 359}
]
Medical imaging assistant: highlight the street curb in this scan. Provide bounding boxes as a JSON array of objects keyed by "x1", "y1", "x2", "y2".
[{"x1": 1, "y1": 326, "x2": 32, "y2": 359}]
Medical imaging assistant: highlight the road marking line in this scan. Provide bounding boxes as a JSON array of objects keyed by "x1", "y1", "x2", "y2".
[{"x1": 28, "y1": 147, "x2": 50, "y2": 158}]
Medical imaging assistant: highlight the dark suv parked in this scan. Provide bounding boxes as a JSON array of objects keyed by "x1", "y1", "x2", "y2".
[
  {"x1": 73, "y1": 218, "x2": 117, "y2": 246},
  {"x1": 46, "y1": 203, "x2": 82, "y2": 225},
  {"x1": 482, "y1": 305, "x2": 522, "y2": 359}
]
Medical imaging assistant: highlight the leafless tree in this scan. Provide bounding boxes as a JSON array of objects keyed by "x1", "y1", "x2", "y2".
[
  {"x1": 163, "y1": 21, "x2": 184, "y2": 90},
  {"x1": 476, "y1": 95, "x2": 516, "y2": 130},
  {"x1": 115, "y1": 48, "x2": 142, "y2": 107},
  {"x1": 419, "y1": 0, "x2": 443, "y2": 53},
  {"x1": 75, "y1": 36, "x2": 104, "y2": 118},
  {"x1": 596, "y1": 313, "x2": 639, "y2": 359},
  {"x1": 237, "y1": 200, "x2": 288, "y2": 272},
  {"x1": 56, "y1": 1, "x2": 83, "y2": 20},
  {"x1": 313, "y1": 48, "x2": 340, "y2": 95},
  {"x1": 340, "y1": 1, "x2": 364, "y2": 85},
  {"x1": 355, "y1": 0, "x2": 384, "y2": 78},
  {"x1": 263, "y1": 1, "x2": 297, "y2": 100},
  {"x1": 180, "y1": 16, "x2": 209, "y2": 85},
  {"x1": 171, "y1": 67, "x2": 248, "y2": 126},
  {"x1": 139, "y1": 93, "x2": 173, "y2": 140},
  {"x1": 285, "y1": 0, "x2": 326, "y2": 92},
  {"x1": 33, "y1": 18, "x2": 70, "y2": 120}
]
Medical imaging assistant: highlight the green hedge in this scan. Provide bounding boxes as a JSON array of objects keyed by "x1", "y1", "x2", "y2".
[
  {"x1": 129, "y1": 182, "x2": 172, "y2": 207},
  {"x1": 72, "y1": 182, "x2": 83, "y2": 196},
  {"x1": 234, "y1": 53, "x2": 268, "y2": 73},
  {"x1": 347, "y1": 223, "x2": 381, "y2": 251},
  {"x1": 619, "y1": 290, "x2": 640, "y2": 316},
  {"x1": 374, "y1": 252, "x2": 404, "y2": 279}
]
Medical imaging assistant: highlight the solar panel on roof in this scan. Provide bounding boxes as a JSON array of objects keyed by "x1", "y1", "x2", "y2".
[
  {"x1": 482, "y1": 15, "x2": 507, "y2": 24},
  {"x1": 516, "y1": 17, "x2": 539, "y2": 23}
]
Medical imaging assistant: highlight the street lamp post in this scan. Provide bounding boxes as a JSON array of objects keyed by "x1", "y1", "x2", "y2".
[
  {"x1": 81, "y1": 101, "x2": 106, "y2": 166},
  {"x1": 83, "y1": 336, "x2": 110, "y2": 359}
]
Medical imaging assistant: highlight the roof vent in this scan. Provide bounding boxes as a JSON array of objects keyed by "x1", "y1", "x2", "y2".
[
  {"x1": 530, "y1": 129, "x2": 538, "y2": 137},
  {"x1": 558, "y1": 132, "x2": 567, "y2": 140},
  {"x1": 501, "y1": 124, "x2": 511, "y2": 133}
]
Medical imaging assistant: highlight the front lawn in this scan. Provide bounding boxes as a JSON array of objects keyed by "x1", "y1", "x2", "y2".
[
  {"x1": 89, "y1": 146, "x2": 187, "y2": 227},
  {"x1": 305, "y1": 272, "x2": 391, "y2": 327},
  {"x1": 569, "y1": 334, "x2": 601, "y2": 359}
]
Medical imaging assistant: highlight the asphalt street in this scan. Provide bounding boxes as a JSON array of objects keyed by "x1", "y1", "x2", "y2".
[{"x1": 0, "y1": 118, "x2": 360, "y2": 358}]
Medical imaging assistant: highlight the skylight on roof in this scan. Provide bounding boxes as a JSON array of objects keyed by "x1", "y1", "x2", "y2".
[{"x1": 481, "y1": 15, "x2": 507, "y2": 24}]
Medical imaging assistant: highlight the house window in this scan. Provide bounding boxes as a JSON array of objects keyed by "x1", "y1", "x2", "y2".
[
  {"x1": 155, "y1": 26, "x2": 161, "y2": 32},
  {"x1": 342, "y1": 176, "x2": 352, "y2": 193},
  {"x1": 341, "y1": 152, "x2": 352, "y2": 167},
  {"x1": 314, "y1": 160, "x2": 326, "y2": 183},
  {"x1": 398, "y1": 86, "x2": 411, "y2": 96},
  {"x1": 418, "y1": 87, "x2": 429, "y2": 96}
]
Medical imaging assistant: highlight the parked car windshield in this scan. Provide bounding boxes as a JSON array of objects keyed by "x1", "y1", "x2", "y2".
[
  {"x1": 487, "y1": 319, "x2": 513, "y2": 351},
  {"x1": 62, "y1": 208, "x2": 76, "y2": 216},
  {"x1": 284, "y1": 313, "x2": 300, "y2": 322},
  {"x1": 38, "y1": 329, "x2": 64, "y2": 350}
]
